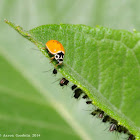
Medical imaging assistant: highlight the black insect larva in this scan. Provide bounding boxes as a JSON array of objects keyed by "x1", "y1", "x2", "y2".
[
  {"x1": 86, "y1": 101, "x2": 92, "y2": 104},
  {"x1": 59, "y1": 78, "x2": 69, "y2": 86},
  {"x1": 117, "y1": 125, "x2": 128, "y2": 133},
  {"x1": 82, "y1": 95, "x2": 88, "y2": 99},
  {"x1": 90, "y1": 109, "x2": 104, "y2": 118},
  {"x1": 91, "y1": 111, "x2": 97, "y2": 116},
  {"x1": 53, "y1": 68, "x2": 57, "y2": 75},
  {"x1": 117, "y1": 125, "x2": 123, "y2": 133},
  {"x1": 98, "y1": 111, "x2": 104, "y2": 118},
  {"x1": 109, "y1": 123, "x2": 117, "y2": 132},
  {"x1": 123, "y1": 127, "x2": 128, "y2": 134},
  {"x1": 64, "y1": 79, "x2": 69, "y2": 85},
  {"x1": 110, "y1": 119, "x2": 117, "y2": 124},
  {"x1": 128, "y1": 134, "x2": 135, "y2": 140},
  {"x1": 74, "y1": 88, "x2": 83, "y2": 99},
  {"x1": 91, "y1": 109, "x2": 99, "y2": 116},
  {"x1": 71, "y1": 85, "x2": 77, "y2": 90},
  {"x1": 102, "y1": 115, "x2": 110, "y2": 123}
]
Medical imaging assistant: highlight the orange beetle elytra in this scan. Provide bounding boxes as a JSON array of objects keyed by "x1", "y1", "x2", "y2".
[{"x1": 44, "y1": 40, "x2": 65, "y2": 66}]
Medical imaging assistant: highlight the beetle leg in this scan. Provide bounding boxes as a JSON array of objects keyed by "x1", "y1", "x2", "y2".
[
  {"x1": 49, "y1": 56, "x2": 55, "y2": 63},
  {"x1": 51, "y1": 56, "x2": 55, "y2": 60},
  {"x1": 41, "y1": 47, "x2": 46, "y2": 50},
  {"x1": 55, "y1": 63, "x2": 62, "y2": 68},
  {"x1": 42, "y1": 47, "x2": 51, "y2": 54}
]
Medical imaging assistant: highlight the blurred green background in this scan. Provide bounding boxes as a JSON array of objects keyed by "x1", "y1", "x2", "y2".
[{"x1": 0, "y1": 0, "x2": 140, "y2": 140}]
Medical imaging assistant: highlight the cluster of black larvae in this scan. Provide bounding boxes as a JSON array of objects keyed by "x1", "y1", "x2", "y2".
[
  {"x1": 91, "y1": 109, "x2": 135, "y2": 140},
  {"x1": 52, "y1": 68, "x2": 135, "y2": 140}
]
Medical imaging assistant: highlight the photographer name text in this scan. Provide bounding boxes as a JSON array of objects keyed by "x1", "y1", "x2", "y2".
[{"x1": 0, "y1": 134, "x2": 40, "y2": 138}]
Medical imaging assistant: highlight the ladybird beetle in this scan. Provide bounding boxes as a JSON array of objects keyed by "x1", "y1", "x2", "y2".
[{"x1": 44, "y1": 40, "x2": 65, "y2": 66}]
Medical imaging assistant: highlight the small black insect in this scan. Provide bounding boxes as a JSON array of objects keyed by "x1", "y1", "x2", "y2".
[
  {"x1": 116, "y1": 125, "x2": 128, "y2": 133},
  {"x1": 86, "y1": 101, "x2": 92, "y2": 104},
  {"x1": 109, "y1": 123, "x2": 117, "y2": 132},
  {"x1": 116, "y1": 125, "x2": 123, "y2": 133},
  {"x1": 71, "y1": 85, "x2": 77, "y2": 90},
  {"x1": 102, "y1": 115, "x2": 110, "y2": 123},
  {"x1": 59, "y1": 78, "x2": 69, "y2": 86},
  {"x1": 91, "y1": 111, "x2": 97, "y2": 116},
  {"x1": 90, "y1": 109, "x2": 104, "y2": 118},
  {"x1": 82, "y1": 95, "x2": 88, "y2": 99},
  {"x1": 91, "y1": 110, "x2": 97, "y2": 116},
  {"x1": 53, "y1": 68, "x2": 57, "y2": 75},
  {"x1": 110, "y1": 119, "x2": 118, "y2": 124},
  {"x1": 98, "y1": 111, "x2": 104, "y2": 118},
  {"x1": 123, "y1": 127, "x2": 128, "y2": 134},
  {"x1": 128, "y1": 134, "x2": 135, "y2": 140},
  {"x1": 74, "y1": 88, "x2": 83, "y2": 99},
  {"x1": 91, "y1": 110, "x2": 98, "y2": 116}
]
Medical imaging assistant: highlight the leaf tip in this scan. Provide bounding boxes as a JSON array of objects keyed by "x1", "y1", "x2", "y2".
[{"x1": 4, "y1": 19, "x2": 8, "y2": 23}]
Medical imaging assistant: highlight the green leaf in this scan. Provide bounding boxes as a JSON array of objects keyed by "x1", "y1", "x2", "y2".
[
  {"x1": 5, "y1": 20, "x2": 140, "y2": 139},
  {"x1": 1, "y1": 19, "x2": 121, "y2": 140}
]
